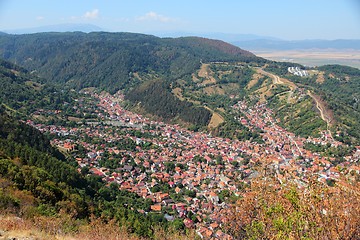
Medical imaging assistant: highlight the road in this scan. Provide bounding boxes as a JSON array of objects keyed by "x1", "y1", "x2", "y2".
[
  {"x1": 256, "y1": 68, "x2": 283, "y2": 84},
  {"x1": 256, "y1": 68, "x2": 297, "y2": 90}
]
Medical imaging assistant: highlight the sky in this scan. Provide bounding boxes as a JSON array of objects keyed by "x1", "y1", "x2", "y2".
[{"x1": 0, "y1": 0, "x2": 360, "y2": 40}]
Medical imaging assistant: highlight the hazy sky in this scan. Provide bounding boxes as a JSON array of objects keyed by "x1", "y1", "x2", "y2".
[{"x1": 0, "y1": 0, "x2": 359, "y2": 40}]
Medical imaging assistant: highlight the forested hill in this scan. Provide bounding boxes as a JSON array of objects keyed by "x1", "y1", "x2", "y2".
[
  {"x1": 0, "y1": 58, "x2": 41, "y2": 111},
  {"x1": 0, "y1": 58, "x2": 77, "y2": 117},
  {"x1": 0, "y1": 32, "x2": 263, "y2": 93}
]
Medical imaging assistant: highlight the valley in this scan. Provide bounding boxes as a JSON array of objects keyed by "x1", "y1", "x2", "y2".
[
  {"x1": 23, "y1": 84, "x2": 359, "y2": 238},
  {"x1": 19, "y1": 64, "x2": 360, "y2": 239},
  {"x1": 0, "y1": 32, "x2": 359, "y2": 239}
]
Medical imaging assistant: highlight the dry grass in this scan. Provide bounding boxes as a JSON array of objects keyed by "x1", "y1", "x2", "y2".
[
  {"x1": 203, "y1": 105, "x2": 224, "y2": 129},
  {"x1": 217, "y1": 70, "x2": 232, "y2": 79},
  {"x1": 208, "y1": 112, "x2": 224, "y2": 129},
  {"x1": 191, "y1": 73, "x2": 200, "y2": 83},
  {"x1": 197, "y1": 63, "x2": 210, "y2": 78},
  {"x1": 316, "y1": 71, "x2": 325, "y2": 83},
  {"x1": 0, "y1": 215, "x2": 50, "y2": 240},
  {"x1": 225, "y1": 172, "x2": 360, "y2": 239},
  {"x1": 172, "y1": 87, "x2": 185, "y2": 101},
  {"x1": 0, "y1": 213, "x2": 198, "y2": 240},
  {"x1": 201, "y1": 78, "x2": 216, "y2": 86},
  {"x1": 74, "y1": 217, "x2": 137, "y2": 240},
  {"x1": 67, "y1": 117, "x2": 82, "y2": 122},
  {"x1": 203, "y1": 86, "x2": 225, "y2": 95},
  {"x1": 31, "y1": 114, "x2": 50, "y2": 122},
  {"x1": 279, "y1": 77, "x2": 297, "y2": 90},
  {"x1": 197, "y1": 64, "x2": 217, "y2": 85},
  {"x1": 253, "y1": 78, "x2": 272, "y2": 103},
  {"x1": 152, "y1": 226, "x2": 199, "y2": 240},
  {"x1": 217, "y1": 108, "x2": 225, "y2": 113},
  {"x1": 308, "y1": 91, "x2": 334, "y2": 125},
  {"x1": 246, "y1": 73, "x2": 262, "y2": 89},
  {"x1": 132, "y1": 72, "x2": 142, "y2": 81},
  {"x1": 0, "y1": 214, "x2": 135, "y2": 240}
]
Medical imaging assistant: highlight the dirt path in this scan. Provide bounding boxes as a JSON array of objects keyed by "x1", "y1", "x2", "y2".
[
  {"x1": 256, "y1": 68, "x2": 297, "y2": 90},
  {"x1": 256, "y1": 67, "x2": 334, "y2": 139},
  {"x1": 256, "y1": 68, "x2": 283, "y2": 84},
  {"x1": 308, "y1": 90, "x2": 331, "y2": 124},
  {"x1": 287, "y1": 90, "x2": 293, "y2": 103},
  {"x1": 308, "y1": 91, "x2": 334, "y2": 140},
  {"x1": 257, "y1": 68, "x2": 331, "y2": 127},
  {"x1": 256, "y1": 68, "x2": 298, "y2": 104}
]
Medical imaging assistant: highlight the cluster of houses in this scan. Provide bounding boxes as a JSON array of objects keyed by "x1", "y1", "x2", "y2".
[
  {"x1": 26, "y1": 91, "x2": 359, "y2": 239},
  {"x1": 232, "y1": 100, "x2": 359, "y2": 182},
  {"x1": 288, "y1": 66, "x2": 309, "y2": 77}
]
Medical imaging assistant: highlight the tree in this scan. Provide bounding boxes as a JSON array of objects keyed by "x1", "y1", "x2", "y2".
[
  {"x1": 224, "y1": 170, "x2": 360, "y2": 239},
  {"x1": 171, "y1": 218, "x2": 185, "y2": 230}
]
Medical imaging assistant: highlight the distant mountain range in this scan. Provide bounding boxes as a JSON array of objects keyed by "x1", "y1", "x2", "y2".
[
  {"x1": 149, "y1": 31, "x2": 281, "y2": 42},
  {"x1": 2, "y1": 23, "x2": 103, "y2": 34},
  {"x1": 149, "y1": 31, "x2": 360, "y2": 51},
  {"x1": 3, "y1": 24, "x2": 359, "y2": 51}
]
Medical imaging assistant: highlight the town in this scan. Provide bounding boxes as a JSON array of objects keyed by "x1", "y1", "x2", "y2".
[{"x1": 26, "y1": 90, "x2": 360, "y2": 239}]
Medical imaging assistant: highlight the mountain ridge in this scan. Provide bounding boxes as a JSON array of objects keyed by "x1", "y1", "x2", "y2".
[{"x1": 0, "y1": 32, "x2": 262, "y2": 94}]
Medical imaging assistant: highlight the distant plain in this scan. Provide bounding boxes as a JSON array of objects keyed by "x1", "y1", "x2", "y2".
[{"x1": 253, "y1": 49, "x2": 360, "y2": 69}]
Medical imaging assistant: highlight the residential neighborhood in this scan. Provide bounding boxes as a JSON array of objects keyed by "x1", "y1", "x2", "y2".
[{"x1": 26, "y1": 90, "x2": 360, "y2": 239}]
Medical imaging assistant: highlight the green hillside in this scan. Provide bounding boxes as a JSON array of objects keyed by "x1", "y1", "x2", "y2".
[
  {"x1": 0, "y1": 32, "x2": 262, "y2": 93},
  {"x1": 316, "y1": 65, "x2": 360, "y2": 143},
  {"x1": 265, "y1": 63, "x2": 360, "y2": 144},
  {"x1": 0, "y1": 59, "x2": 40, "y2": 111},
  {"x1": 0, "y1": 59, "x2": 81, "y2": 123},
  {"x1": 126, "y1": 80, "x2": 212, "y2": 126}
]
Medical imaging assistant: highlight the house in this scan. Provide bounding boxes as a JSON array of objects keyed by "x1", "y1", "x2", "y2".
[
  {"x1": 209, "y1": 222, "x2": 219, "y2": 230},
  {"x1": 90, "y1": 168, "x2": 104, "y2": 176},
  {"x1": 150, "y1": 204, "x2": 162, "y2": 211},
  {"x1": 162, "y1": 199, "x2": 174, "y2": 206},
  {"x1": 202, "y1": 228, "x2": 213, "y2": 238},
  {"x1": 123, "y1": 165, "x2": 133, "y2": 171},
  {"x1": 208, "y1": 192, "x2": 219, "y2": 203},
  {"x1": 183, "y1": 218, "x2": 194, "y2": 228}
]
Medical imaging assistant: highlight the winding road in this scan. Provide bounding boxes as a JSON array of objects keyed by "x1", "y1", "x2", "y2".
[
  {"x1": 257, "y1": 67, "x2": 334, "y2": 140},
  {"x1": 256, "y1": 68, "x2": 297, "y2": 90},
  {"x1": 257, "y1": 68, "x2": 283, "y2": 84}
]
